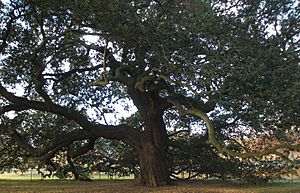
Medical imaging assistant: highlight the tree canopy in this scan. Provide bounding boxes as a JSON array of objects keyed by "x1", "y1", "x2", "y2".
[{"x1": 0, "y1": 0, "x2": 299, "y2": 186}]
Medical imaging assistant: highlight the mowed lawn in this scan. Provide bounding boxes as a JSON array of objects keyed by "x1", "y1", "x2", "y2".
[{"x1": 0, "y1": 179, "x2": 299, "y2": 193}]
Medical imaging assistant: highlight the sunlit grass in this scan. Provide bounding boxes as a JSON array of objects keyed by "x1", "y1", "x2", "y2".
[{"x1": 0, "y1": 173, "x2": 46, "y2": 180}]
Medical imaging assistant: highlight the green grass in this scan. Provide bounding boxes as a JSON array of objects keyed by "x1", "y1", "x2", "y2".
[{"x1": 0, "y1": 179, "x2": 299, "y2": 193}]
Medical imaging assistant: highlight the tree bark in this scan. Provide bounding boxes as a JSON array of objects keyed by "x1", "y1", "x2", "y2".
[
  {"x1": 135, "y1": 108, "x2": 170, "y2": 186},
  {"x1": 137, "y1": 140, "x2": 170, "y2": 186}
]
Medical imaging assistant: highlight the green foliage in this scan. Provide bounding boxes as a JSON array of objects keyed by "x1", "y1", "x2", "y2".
[
  {"x1": 0, "y1": 0, "x2": 299, "y2": 185},
  {"x1": 237, "y1": 160, "x2": 297, "y2": 184},
  {"x1": 168, "y1": 133, "x2": 239, "y2": 179},
  {"x1": 168, "y1": 133, "x2": 298, "y2": 183}
]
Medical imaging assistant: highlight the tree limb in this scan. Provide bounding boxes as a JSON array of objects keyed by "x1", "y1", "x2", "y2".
[
  {"x1": 44, "y1": 64, "x2": 103, "y2": 81},
  {"x1": 31, "y1": 48, "x2": 53, "y2": 103},
  {"x1": 168, "y1": 129, "x2": 190, "y2": 137},
  {"x1": 68, "y1": 138, "x2": 97, "y2": 159},
  {"x1": 3, "y1": 126, "x2": 93, "y2": 159},
  {"x1": 0, "y1": 84, "x2": 139, "y2": 141},
  {"x1": 168, "y1": 98, "x2": 300, "y2": 159},
  {"x1": 0, "y1": 104, "x2": 30, "y2": 114}
]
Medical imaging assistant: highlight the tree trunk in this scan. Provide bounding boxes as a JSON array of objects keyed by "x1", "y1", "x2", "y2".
[
  {"x1": 126, "y1": 87, "x2": 171, "y2": 186},
  {"x1": 67, "y1": 153, "x2": 80, "y2": 180},
  {"x1": 137, "y1": 140, "x2": 170, "y2": 186},
  {"x1": 135, "y1": 109, "x2": 170, "y2": 186}
]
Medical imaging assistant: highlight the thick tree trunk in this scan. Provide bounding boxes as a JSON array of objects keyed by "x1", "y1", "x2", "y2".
[
  {"x1": 135, "y1": 109, "x2": 170, "y2": 186},
  {"x1": 138, "y1": 141, "x2": 170, "y2": 186},
  {"x1": 126, "y1": 86, "x2": 171, "y2": 186}
]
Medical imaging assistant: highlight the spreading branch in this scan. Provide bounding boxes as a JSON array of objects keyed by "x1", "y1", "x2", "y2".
[
  {"x1": 30, "y1": 39, "x2": 53, "y2": 103},
  {"x1": 0, "y1": 84, "x2": 138, "y2": 142},
  {"x1": 168, "y1": 98, "x2": 300, "y2": 159},
  {"x1": 2, "y1": 124, "x2": 93, "y2": 160},
  {"x1": 0, "y1": 104, "x2": 30, "y2": 114}
]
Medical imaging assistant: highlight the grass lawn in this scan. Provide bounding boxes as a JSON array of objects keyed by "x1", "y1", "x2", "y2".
[{"x1": 0, "y1": 179, "x2": 299, "y2": 193}]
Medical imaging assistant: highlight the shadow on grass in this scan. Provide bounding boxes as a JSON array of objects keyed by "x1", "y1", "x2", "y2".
[{"x1": 0, "y1": 179, "x2": 299, "y2": 193}]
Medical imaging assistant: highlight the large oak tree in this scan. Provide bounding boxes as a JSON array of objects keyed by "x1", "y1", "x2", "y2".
[{"x1": 1, "y1": 0, "x2": 300, "y2": 186}]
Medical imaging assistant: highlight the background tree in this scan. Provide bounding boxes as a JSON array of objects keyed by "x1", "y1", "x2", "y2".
[{"x1": 0, "y1": 0, "x2": 299, "y2": 186}]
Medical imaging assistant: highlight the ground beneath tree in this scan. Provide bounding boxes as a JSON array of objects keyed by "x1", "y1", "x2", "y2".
[{"x1": 0, "y1": 180, "x2": 299, "y2": 193}]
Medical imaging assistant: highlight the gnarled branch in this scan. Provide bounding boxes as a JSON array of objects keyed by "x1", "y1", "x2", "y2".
[
  {"x1": 0, "y1": 84, "x2": 139, "y2": 142},
  {"x1": 3, "y1": 125, "x2": 93, "y2": 160},
  {"x1": 168, "y1": 98, "x2": 300, "y2": 159}
]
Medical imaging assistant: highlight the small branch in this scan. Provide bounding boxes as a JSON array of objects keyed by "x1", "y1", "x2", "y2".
[
  {"x1": 71, "y1": 29, "x2": 104, "y2": 37},
  {"x1": 44, "y1": 64, "x2": 103, "y2": 81},
  {"x1": 168, "y1": 130, "x2": 190, "y2": 137},
  {"x1": 44, "y1": 43, "x2": 122, "y2": 84},
  {"x1": 69, "y1": 138, "x2": 97, "y2": 159},
  {"x1": 169, "y1": 94, "x2": 215, "y2": 113}
]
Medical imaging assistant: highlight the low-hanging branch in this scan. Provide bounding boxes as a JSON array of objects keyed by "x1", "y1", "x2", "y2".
[
  {"x1": 168, "y1": 98, "x2": 300, "y2": 159},
  {"x1": 1, "y1": 125, "x2": 94, "y2": 160}
]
